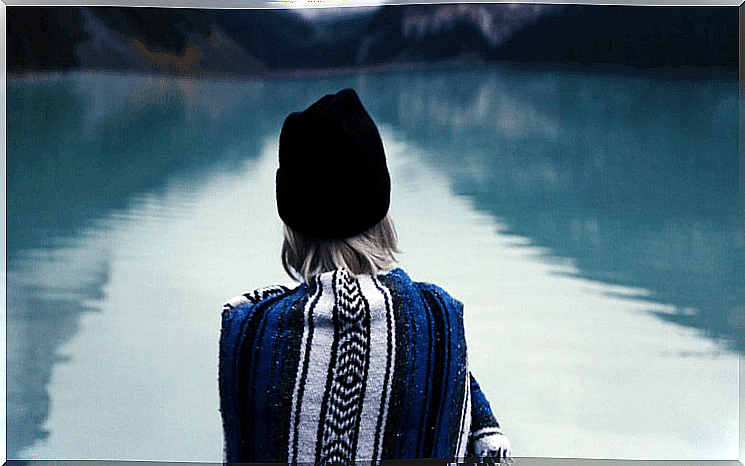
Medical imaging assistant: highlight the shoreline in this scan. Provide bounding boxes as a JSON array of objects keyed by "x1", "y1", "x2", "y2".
[{"x1": 7, "y1": 59, "x2": 737, "y2": 83}]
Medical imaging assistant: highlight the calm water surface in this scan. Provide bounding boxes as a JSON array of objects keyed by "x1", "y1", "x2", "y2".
[{"x1": 7, "y1": 65, "x2": 739, "y2": 460}]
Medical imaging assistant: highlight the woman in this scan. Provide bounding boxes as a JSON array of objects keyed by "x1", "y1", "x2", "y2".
[{"x1": 219, "y1": 89, "x2": 511, "y2": 463}]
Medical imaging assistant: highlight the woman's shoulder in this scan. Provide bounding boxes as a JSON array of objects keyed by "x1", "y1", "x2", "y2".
[{"x1": 222, "y1": 283, "x2": 301, "y2": 313}]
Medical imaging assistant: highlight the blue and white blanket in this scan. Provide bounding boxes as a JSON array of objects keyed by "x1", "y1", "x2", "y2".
[{"x1": 219, "y1": 268, "x2": 510, "y2": 463}]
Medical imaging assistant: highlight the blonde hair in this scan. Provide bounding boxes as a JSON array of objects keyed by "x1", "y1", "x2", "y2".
[{"x1": 281, "y1": 214, "x2": 401, "y2": 282}]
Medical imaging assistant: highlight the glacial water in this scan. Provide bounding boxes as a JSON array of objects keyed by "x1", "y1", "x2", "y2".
[{"x1": 6, "y1": 64, "x2": 739, "y2": 461}]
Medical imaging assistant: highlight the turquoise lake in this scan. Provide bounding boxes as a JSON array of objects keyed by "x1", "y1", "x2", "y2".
[{"x1": 6, "y1": 65, "x2": 739, "y2": 460}]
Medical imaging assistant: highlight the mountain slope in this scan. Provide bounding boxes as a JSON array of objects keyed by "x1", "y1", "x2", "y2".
[{"x1": 7, "y1": 5, "x2": 738, "y2": 75}]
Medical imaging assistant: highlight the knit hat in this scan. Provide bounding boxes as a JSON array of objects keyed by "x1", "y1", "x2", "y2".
[{"x1": 276, "y1": 89, "x2": 390, "y2": 239}]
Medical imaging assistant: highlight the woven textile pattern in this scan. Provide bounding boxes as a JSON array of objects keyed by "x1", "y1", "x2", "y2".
[
  {"x1": 317, "y1": 270, "x2": 371, "y2": 462},
  {"x1": 222, "y1": 285, "x2": 292, "y2": 311},
  {"x1": 219, "y1": 268, "x2": 506, "y2": 463}
]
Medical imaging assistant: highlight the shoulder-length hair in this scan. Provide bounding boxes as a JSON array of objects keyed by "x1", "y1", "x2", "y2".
[{"x1": 281, "y1": 214, "x2": 400, "y2": 283}]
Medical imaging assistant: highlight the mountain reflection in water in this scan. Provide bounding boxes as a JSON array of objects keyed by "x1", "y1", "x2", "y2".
[
  {"x1": 364, "y1": 67, "x2": 739, "y2": 351},
  {"x1": 6, "y1": 65, "x2": 738, "y2": 459}
]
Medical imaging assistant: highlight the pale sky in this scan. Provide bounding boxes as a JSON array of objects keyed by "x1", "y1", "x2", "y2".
[{"x1": 274, "y1": 0, "x2": 387, "y2": 19}]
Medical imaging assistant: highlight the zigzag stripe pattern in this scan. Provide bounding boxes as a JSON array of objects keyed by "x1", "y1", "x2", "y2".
[
  {"x1": 222, "y1": 285, "x2": 292, "y2": 312},
  {"x1": 243, "y1": 285, "x2": 292, "y2": 304},
  {"x1": 317, "y1": 269, "x2": 371, "y2": 463}
]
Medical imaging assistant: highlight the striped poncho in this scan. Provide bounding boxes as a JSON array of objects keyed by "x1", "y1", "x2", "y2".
[{"x1": 219, "y1": 268, "x2": 510, "y2": 463}]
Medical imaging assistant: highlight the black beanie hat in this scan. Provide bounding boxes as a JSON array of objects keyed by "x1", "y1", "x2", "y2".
[{"x1": 276, "y1": 89, "x2": 390, "y2": 239}]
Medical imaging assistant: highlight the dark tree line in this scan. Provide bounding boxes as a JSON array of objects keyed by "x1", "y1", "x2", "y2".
[{"x1": 7, "y1": 5, "x2": 738, "y2": 74}]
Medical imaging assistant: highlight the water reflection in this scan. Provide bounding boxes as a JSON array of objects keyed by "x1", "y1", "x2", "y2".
[
  {"x1": 6, "y1": 66, "x2": 738, "y2": 459},
  {"x1": 6, "y1": 72, "x2": 389, "y2": 458},
  {"x1": 7, "y1": 73, "x2": 276, "y2": 458},
  {"x1": 363, "y1": 67, "x2": 739, "y2": 352},
  {"x1": 7, "y1": 246, "x2": 110, "y2": 457}
]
